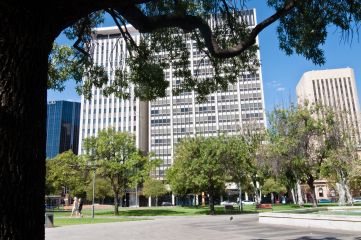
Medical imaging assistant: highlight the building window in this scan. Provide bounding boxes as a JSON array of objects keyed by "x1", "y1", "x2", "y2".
[{"x1": 318, "y1": 188, "x2": 324, "y2": 198}]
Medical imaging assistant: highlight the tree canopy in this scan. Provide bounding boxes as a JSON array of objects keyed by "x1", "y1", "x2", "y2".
[
  {"x1": 46, "y1": 150, "x2": 88, "y2": 197},
  {"x1": 49, "y1": 0, "x2": 361, "y2": 102},
  {"x1": 142, "y1": 179, "x2": 167, "y2": 206}
]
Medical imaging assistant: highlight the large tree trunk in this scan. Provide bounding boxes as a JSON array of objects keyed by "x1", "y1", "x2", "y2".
[
  {"x1": 113, "y1": 191, "x2": 119, "y2": 215},
  {"x1": 208, "y1": 193, "x2": 215, "y2": 215},
  {"x1": 0, "y1": 8, "x2": 55, "y2": 239},
  {"x1": 208, "y1": 184, "x2": 215, "y2": 215},
  {"x1": 307, "y1": 175, "x2": 318, "y2": 207},
  {"x1": 336, "y1": 182, "x2": 346, "y2": 206},
  {"x1": 296, "y1": 179, "x2": 304, "y2": 207}
]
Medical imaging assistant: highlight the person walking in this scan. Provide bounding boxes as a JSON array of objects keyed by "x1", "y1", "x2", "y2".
[
  {"x1": 78, "y1": 198, "x2": 84, "y2": 217},
  {"x1": 70, "y1": 197, "x2": 79, "y2": 217}
]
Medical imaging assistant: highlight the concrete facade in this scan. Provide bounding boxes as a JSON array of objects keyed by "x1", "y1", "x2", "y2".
[
  {"x1": 296, "y1": 68, "x2": 361, "y2": 144},
  {"x1": 78, "y1": 26, "x2": 149, "y2": 154},
  {"x1": 259, "y1": 207, "x2": 361, "y2": 232},
  {"x1": 149, "y1": 9, "x2": 266, "y2": 179}
]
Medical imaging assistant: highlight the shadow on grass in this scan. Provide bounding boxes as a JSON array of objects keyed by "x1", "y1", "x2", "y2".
[
  {"x1": 91, "y1": 206, "x2": 258, "y2": 216},
  {"x1": 52, "y1": 204, "x2": 320, "y2": 217}
]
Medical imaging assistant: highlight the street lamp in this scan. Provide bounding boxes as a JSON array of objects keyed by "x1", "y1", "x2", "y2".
[{"x1": 92, "y1": 168, "x2": 96, "y2": 219}]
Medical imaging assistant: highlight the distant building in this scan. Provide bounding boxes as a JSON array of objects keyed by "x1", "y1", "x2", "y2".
[
  {"x1": 78, "y1": 9, "x2": 266, "y2": 206},
  {"x1": 149, "y1": 9, "x2": 266, "y2": 179},
  {"x1": 46, "y1": 101, "x2": 81, "y2": 159},
  {"x1": 296, "y1": 67, "x2": 361, "y2": 144},
  {"x1": 77, "y1": 26, "x2": 149, "y2": 155}
]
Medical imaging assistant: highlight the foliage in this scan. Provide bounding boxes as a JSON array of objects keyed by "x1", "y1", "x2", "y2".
[
  {"x1": 262, "y1": 178, "x2": 287, "y2": 195},
  {"x1": 85, "y1": 177, "x2": 114, "y2": 204},
  {"x1": 320, "y1": 110, "x2": 360, "y2": 204},
  {"x1": 83, "y1": 128, "x2": 160, "y2": 214},
  {"x1": 270, "y1": 0, "x2": 361, "y2": 65},
  {"x1": 167, "y1": 136, "x2": 229, "y2": 214},
  {"x1": 142, "y1": 179, "x2": 167, "y2": 198},
  {"x1": 266, "y1": 103, "x2": 329, "y2": 206},
  {"x1": 46, "y1": 150, "x2": 88, "y2": 197},
  {"x1": 142, "y1": 179, "x2": 167, "y2": 206},
  {"x1": 48, "y1": 1, "x2": 361, "y2": 103}
]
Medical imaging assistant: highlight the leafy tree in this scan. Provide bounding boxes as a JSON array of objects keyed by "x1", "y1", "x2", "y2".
[
  {"x1": 142, "y1": 179, "x2": 167, "y2": 206},
  {"x1": 222, "y1": 133, "x2": 266, "y2": 208},
  {"x1": 262, "y1": 178, "x2": 287, "y2": 204},
  {"x1": 83, "y1": 128, "x2": 158, "y2": 215},
  {"x1": 267, "y1": 103, "x2": 330, "y2": 207},
  {"x1": 167, "y1": 136, "x2": 228, "y2": 214},
  {"x1": 2, "y1": 0, "x2": 361, "y2": 238},
  {"x1": 320, "y1": 110, "x2": 360, "y2": 205},
  {"x1": 46, "y1": 150, "x2": 88, "y2": 197},
  {"x1": 266, "y1": 106, "x2": 306, "y2": 206},
  {"x1": 85, "y1": 177, "x2": 114, "y2": 204}
]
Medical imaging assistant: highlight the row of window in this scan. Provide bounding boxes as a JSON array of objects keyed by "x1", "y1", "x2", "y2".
[
  {"x1": 82, "y1": 116, "x2": 136, "y2": 125},
  {"x1": 83, "y1": 107, "x2": 136, "y2": 115}
]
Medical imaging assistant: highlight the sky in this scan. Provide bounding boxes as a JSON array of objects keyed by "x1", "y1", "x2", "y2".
[{"x1": 48, "y1": 1, "x2": 361, "y2": 114}]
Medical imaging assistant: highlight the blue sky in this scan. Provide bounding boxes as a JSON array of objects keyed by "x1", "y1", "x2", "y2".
[{"x1": 48, "y1": 1, "x2": 361, "y2": 114}]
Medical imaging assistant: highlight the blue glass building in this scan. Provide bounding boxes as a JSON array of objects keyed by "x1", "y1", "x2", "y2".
[{"x1": 46, "y1": 101, "x2": 81, "y2": 159}]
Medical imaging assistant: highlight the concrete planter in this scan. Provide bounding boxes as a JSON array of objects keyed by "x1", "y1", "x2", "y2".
[{"x1": 259, "y1": 207, "x2": 361, "y2": 232}]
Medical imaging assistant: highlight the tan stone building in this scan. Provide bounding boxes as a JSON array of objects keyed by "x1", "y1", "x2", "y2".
[
  {"x1": 296, "y1": 67, "x2": 361, "y2": 144},
  {"x1": 297, "y1": 68, "x2": 361, "y2": 202}
]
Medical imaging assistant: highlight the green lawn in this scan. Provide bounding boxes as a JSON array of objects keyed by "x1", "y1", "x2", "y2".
[
  {"x1": 53, "y1": 217, "x2": 150, "y2": 227},
  {"x1": 48, "y1": 203, "x2": 360, "y2": 226},
  {"x1": 49, "y1": 204, "x2": 310, "y2": 219}
]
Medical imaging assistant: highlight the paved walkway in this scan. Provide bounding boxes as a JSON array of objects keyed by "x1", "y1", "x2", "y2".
[{"x1": 46, "y1": 214, "x2": 361, "y2": 240}]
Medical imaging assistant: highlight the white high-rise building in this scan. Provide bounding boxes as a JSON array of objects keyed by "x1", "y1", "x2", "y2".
[
  {"x1": 296, "y1": 67, "x2": 361, "y2": 143},
  {"x1": 149, "y1": 9, "x2": 266, "y2": 179},
  {"x1": 79, "y1": 9, "x2": 266, "y2": 203},
  {"x1": 78, "y1": 27, "x2": 149, "y2": 155}
]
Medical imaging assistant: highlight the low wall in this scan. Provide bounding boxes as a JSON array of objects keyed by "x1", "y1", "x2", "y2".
[{"x1": 259, "y1": 207, "x2": 361, "y2": 232}]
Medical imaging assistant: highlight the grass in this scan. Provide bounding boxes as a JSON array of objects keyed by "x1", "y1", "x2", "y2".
[
  {"x1": 48, "y1": 204, "x2": 311, "y2": 219},
  {"x1": 48, "y1": 202, "x2": 361, "y2": 226},
  {"x1": 53, "y1": 217, "x2": 151, "y2": 227}
]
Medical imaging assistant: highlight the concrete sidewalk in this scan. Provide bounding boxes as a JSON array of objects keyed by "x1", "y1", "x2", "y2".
[{"x1": 46, "y1": 214, "x2": 361, "y2": 240}]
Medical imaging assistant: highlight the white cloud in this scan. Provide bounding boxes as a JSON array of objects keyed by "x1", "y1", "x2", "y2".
[{"x1": 276, "y1": 87, "x2": 285, "y2": 92}]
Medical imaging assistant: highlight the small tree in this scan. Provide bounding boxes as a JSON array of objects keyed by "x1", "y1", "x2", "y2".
[
  {"x1": 83, "y1": 128, "x2": 158, "y2": 215},
  {"x1": 142, "y1": 179, "x2": 167, "y2": 206},
  {"x1": 262, "y1": 178, "x2": 287, "y2": 204},
  {"x1": 167, "y1": 136, "x2": 228, "y2": 215},
  {"x1": 321, "y1": 110, "x2": 360, "y2": 205},
  {"x1": 266, "y1": 103, "x2": 329, "y2": 207},
  {"x1": 46, "y1": 150, "x2": 87, "y2": 198}
]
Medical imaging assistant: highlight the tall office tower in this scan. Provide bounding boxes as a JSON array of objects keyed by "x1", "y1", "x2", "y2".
[
  {"x1": 46, "y1": 100, "x2": 80, "y2": 159},
  {"x1": 296, "y1": 67, "x2": 361, "y2": 143},
  {"x1": 149, "y1": 9, "x2": 266, "y2": 179},
  {"x1": 78, "y1": 27, "x2": 149, "y2": 154}
]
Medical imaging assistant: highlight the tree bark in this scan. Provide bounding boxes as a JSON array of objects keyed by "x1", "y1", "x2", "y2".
[
  {"x1": 296, "y1": 179, "x2": 304, "y2": 207},
  {"x1": 113, "y1": 192, "x2": 119, "y2": 215},
  {"x1": 0, "y1": 8, "x2": 56, "y2": 239},
  {"x1": 208, "y1": 184, "x2": 215, "y2": 215},
  {"x1": 307, "y1": 175, "x2": 318, "y2": 207},
  {"x1": 208, "y1": 193, "x2": 215, "y2": 215}
]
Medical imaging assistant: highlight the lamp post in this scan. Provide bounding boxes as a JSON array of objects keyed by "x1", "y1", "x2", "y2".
[
  {"x1": 239, "y1": 182, "x2": 243, "y2": 213},
  {"x1": 92, "y1": 168, "x2": 96, "y2": 219}
]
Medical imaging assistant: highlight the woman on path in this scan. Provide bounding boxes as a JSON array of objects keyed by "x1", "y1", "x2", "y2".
[
  {"x1": 70, "y1": 197, "x2": 79, "y2": 217},
  {"x1": 78, "y1": 198, "x2": 83, "y2": 217}
]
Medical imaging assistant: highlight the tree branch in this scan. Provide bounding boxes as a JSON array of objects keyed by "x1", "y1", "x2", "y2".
[{"x1": 116, "y1": 0, "x2": 300, "y2": 58}]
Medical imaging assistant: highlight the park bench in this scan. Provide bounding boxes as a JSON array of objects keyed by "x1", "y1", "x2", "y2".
[
  {"x1": 256, "y1": 203, "x2": 273, "y2": 211},
  {"x1": 224, "y1": 204, "x2": 239, "y2": 213}
]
